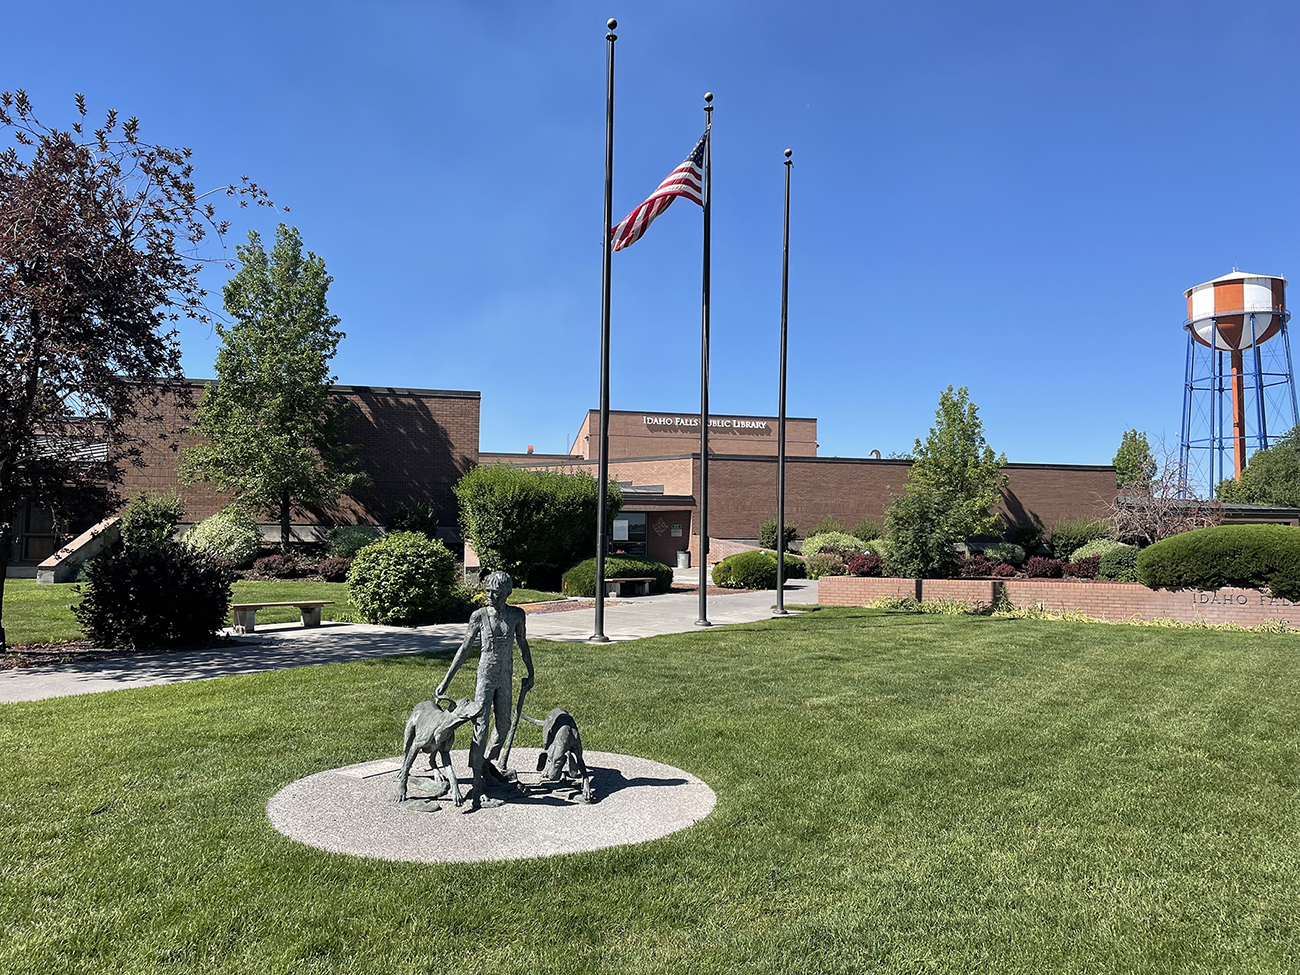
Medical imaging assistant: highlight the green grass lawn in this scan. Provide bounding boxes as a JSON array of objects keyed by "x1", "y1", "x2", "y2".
[
  {"x1": 2, "y1": 608, "x2": 1298, "y2": 973},
  {"x1": 1, "y1": 579, "x2": 564, "y2": 646}
]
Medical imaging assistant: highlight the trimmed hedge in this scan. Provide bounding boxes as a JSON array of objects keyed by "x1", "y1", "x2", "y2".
[
  {"x1": 1098, "y1": 544, "x2": 1139, "y2": 583},
  {"x1": 711, "y1": 550, "x2": 806, "y2": 589},
  {"x1": 562, "y1": 556, "x2": 673, "y2": 597},
  {"x1": 74, "y1": 542, "x2": 234, "y2": 650},
  {"x1": 347, "y1": 532, "x2": 458, "y2": 626},
  {"x1": 1137, "y1": 524, "x2": 1300, "y2": 600}
]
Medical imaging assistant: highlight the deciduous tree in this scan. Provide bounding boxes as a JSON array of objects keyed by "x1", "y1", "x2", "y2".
[
  {"x1": 1113, "y1": 428, "x2": 1157, "y2": 489},
  {"x1": 0, "y1": 91, "x2": 274, "y2": 648},
  {"x1": 1216, "y1": 426, "x2": 1300, "y2": 508},
  {"x1": 178, "y1": 224, "x2": 364, "y2": 553},
  {"x1": 904, "y1": 385, "x2": 1008, "y2": 539}
]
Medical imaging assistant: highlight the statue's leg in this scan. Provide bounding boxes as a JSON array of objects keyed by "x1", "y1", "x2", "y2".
[
  {"x1": 443, "y1": 747, "x2": 464, "y2": 806},
  {"x1": 396, "y1": 741, "x2": 420, "y2": 801},
  {"x1": 485, "y1": 680, "x2": 512, "y2": 763}
]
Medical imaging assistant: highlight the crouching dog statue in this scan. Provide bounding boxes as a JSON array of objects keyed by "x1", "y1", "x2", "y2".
[{"x1": 523, "y1": 707, "x2": 593, "y2": 804}]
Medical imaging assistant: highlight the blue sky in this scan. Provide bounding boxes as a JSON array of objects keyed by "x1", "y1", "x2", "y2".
[{"x1": 6, "y1": 1, "x2": 1299, "y2": 464}]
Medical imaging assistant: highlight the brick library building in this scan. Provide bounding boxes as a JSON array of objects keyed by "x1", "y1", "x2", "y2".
[{"x1": 10, "y1": 387, "x2": 1118, "y2": 575}]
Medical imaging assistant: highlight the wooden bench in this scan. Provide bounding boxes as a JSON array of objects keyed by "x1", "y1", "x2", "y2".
[
  {"x1": 230, "y1": 601, "x2": 334, "y2": 633},
  {"x1": 605, "y1": 576, "x2": 657, "y2": 597}
]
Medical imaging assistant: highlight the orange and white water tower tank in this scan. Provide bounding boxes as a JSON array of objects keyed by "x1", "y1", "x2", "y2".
[
  {"x1": 1179, "y1": 270, "x2": 1298, "y2": 497},
  {"x1": 1184, "y1": 271, "x2": 1287, "y2": 350}
]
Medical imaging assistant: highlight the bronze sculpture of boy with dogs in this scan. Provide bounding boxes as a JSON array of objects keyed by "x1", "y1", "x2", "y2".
[{"x1": 436, "y1": 570, "x2": 535, "y2": 809}]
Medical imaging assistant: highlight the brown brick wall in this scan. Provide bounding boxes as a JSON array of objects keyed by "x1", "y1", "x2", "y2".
[
  {"x1": 572, "y1": 410, "x2": 818, "y2": 460},
  {"x1": 818, "y1": 576, "x2": 1300, "y2": 626},
  {"x1": 701, "y1": 457, "x2": 1115, "y2": 540},
  {"x1": 499, "y1": 453, "x2": 1115, "y2": 547},
  {"x1": 116, "y1": 382, "x2": 480, "y2": 526}
]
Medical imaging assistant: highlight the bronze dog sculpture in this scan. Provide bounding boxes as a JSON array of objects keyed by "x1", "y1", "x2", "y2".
[
  {"x1": 523, "y1": 707, "x2": 593, "y2": 803},
  {"x1": 396, "y1": 696, "x2": 485, "y2": 806}
]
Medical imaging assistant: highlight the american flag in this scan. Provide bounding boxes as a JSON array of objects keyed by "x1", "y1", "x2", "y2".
[{"x1": 611, "y1": 132, "x2": 707, "y2": 251}]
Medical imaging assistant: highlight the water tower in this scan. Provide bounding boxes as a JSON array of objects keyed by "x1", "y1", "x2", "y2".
[{"x1": 1179, "y1": 270, "x2": 1299, "y2": 497}]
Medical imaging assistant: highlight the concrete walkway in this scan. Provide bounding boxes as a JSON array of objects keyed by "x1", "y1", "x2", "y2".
[{"x1": 0, "y1": 575, "x2": 817, "y2": 704}]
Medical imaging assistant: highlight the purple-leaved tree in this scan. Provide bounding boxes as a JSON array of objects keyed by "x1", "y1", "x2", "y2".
[{"x1": 0, "y1": 90, "x2": 278, "y2": 648}]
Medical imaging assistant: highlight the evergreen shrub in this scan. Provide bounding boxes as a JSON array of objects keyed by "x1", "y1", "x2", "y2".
[
  {"x1": 185, "y1": 506, "x2": 262, "y2": 567},
  {"x1": 1098, "y1": 544, "x2": 1140, "y2": 583},
  {"x1": 709, "y1": 550, "x2": 808, "y2": 589},
  {"x1": 1005, "y1": 517, "x2": 1045, "y2": 555},
  {"x1": 805, "y1": 553, "x2": 847, "y2": 579},
  {"x1": 74, "y1": 542, "x2": 234, "y2": 650},
  {"x1": 347, "y1": 531, "x2": 458, "y2": 625},
  {"x1": 885, "y1": 484, "x2": 959, "y2": 579},
  {"x1": 119, "y1": 492, "x2": 185, "y2": 550},
  {"x1": 1136, "y1": 524, "x2": 1300, "y2": 600},
  {"x1": 328, "y1": 525, "x2": 382, "y2": 559},
  {"x1": 562, "y1": 556, "x2": 673, "y2": 597},
  {"x1": 850, "y1": 519, "x2": 882, "y2": 541},
  {"x1": 387, "y1": 500, "x2": 440, "y2": 537},
  {"x1": 757, "y1": 517, "x2": 798, "y2": 550},
  {"x1": 1050, "y1": 517, "x2": 1111, "y2": 561}
]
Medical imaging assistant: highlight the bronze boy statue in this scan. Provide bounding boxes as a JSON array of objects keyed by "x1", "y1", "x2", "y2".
[{"x1": 436, "y1": 570, "x2": 535, "y2": 808}]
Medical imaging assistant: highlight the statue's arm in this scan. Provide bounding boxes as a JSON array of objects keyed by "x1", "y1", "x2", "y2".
[
  {"x1": 437, "y1": 612, "x2": 480, "y2": 698},
  {"x1": 515, "y1": 610, "x2": 535, "y2": 690}
]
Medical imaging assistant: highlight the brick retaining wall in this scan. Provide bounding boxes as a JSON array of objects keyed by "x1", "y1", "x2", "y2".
[{"x1": 817, "y1": 575, "x2": 1300, "y2": 626}]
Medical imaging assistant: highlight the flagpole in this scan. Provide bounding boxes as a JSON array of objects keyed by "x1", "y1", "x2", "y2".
[
  {"x1": 775, "y1": 147, "x2": 792, "y2": 615},
  {"x1": 591, "y1": 17, "x2": 617, "y2": 643},
  {"x1": 695, "y1": 91, "x2": 713, "y2": 627}
]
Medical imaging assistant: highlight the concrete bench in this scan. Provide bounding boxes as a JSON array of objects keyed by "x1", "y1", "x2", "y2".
[
  {"x1": 231, "y1": 601, "x2": 334, "y2": 633},
  {"x1": 605, "y1": 576, "x2": 657, "y2": 597}
]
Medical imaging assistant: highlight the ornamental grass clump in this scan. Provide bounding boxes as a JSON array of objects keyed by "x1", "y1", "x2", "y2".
[
  {"x1": 1137, "y1": 524, "x2": 1300, "y2": 600},
  {"x1": 73, "y1": 542, "x2": 234, "y2": 651},
  {"x1": 346, "y1": 531, "x2": 457, "y2": 626}
]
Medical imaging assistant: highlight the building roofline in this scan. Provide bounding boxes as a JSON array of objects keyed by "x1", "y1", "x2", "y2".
[
  {"x1": 492, "y1": 452, "x2": 1115, "y2": 472},
  {"x1": 582, "y1": 407, "x2": 817, "y2": 422},
  {"x1": 181, "y1": 378, "x2": 480, "y2": 399}
]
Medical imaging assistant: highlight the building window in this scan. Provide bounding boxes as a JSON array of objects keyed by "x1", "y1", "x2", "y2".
[{"x1": 610, "y1": 512, "x2": 647, "y2": 557}]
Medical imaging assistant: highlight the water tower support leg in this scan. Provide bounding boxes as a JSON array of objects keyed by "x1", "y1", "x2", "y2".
[
  {"x1": 1251, "y1": 312, "x2": 1267, "y2": 450},
  {"x1": 1231, "y1": 348, "x2": 1246, "y2": 479},
  {"x1": 1180, "y1": 329, "x2": 1194, "y2": 497},
  {"x1": 1283, "y1": 322, "x2": 1300, "y2": 431}
]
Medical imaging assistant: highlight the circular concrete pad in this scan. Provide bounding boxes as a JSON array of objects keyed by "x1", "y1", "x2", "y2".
[{"x1": 266, "y1": 750, "x2": 716, "y2": 863}]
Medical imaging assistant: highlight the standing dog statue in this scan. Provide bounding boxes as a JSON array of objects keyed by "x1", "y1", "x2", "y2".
[
  {"x1": 396, "y1": 696, "x2": 485, "y2": 806},
  {"x1": 523, "y1": 707, "x2": 593, "y2": 803}
]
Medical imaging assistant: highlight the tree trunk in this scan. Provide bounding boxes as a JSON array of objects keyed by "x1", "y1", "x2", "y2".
[
  {"x1": 280, "y1": 493, "x2": 291, "y2": 556},
  {"x1": 0, "y1": 509, "x2": 12, "y2": 651}
]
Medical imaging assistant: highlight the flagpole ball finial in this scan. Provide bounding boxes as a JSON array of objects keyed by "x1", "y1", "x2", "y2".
[
  {"x1": 784, "y1": 148, "x2": 792, "y2": 159},
  {"x1": 607, "y1": 18, "x2": 617, "y2": 29},
  {"x1": 704, "y1": 91, "x2": 713, "y2": 103}
]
